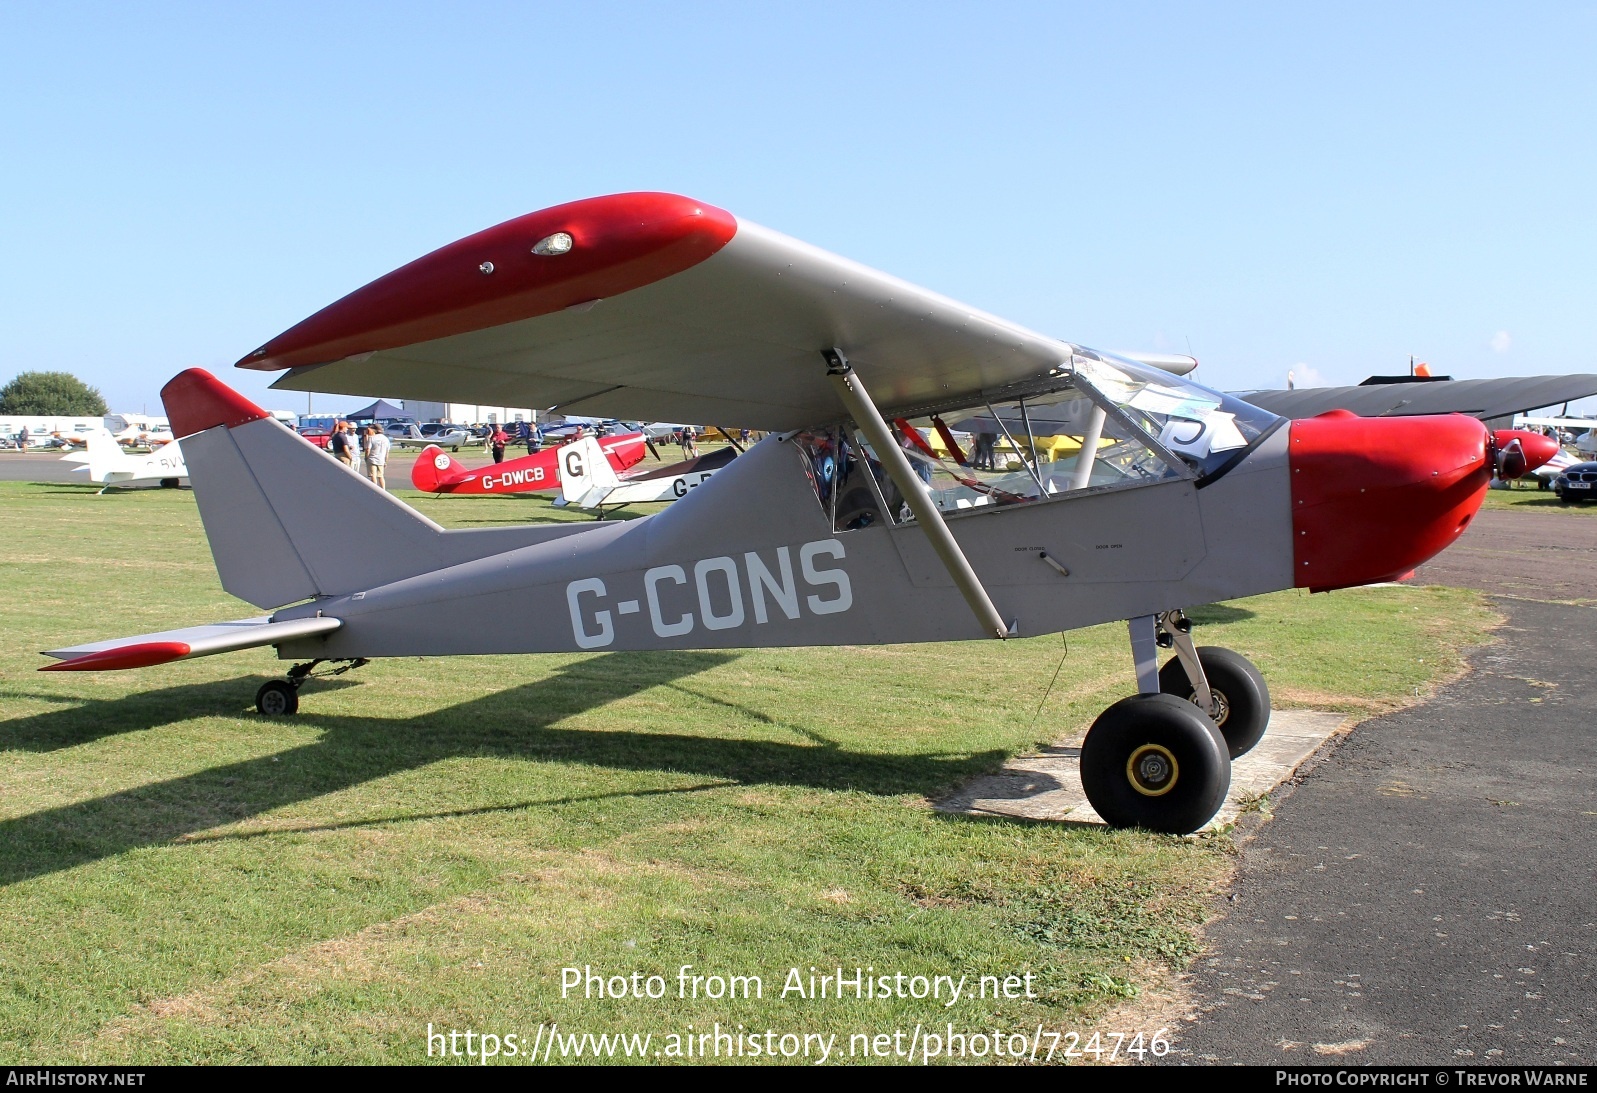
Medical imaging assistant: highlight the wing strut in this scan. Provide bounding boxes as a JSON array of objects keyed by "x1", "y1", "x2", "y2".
[{"x1": 823, "y1": 349, "x2": 1012, "y2": 640}]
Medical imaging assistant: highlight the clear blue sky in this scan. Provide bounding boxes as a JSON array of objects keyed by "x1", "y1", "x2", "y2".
[{"x1": 3, "y1": 2, "x2": 1595, "y2": 415}]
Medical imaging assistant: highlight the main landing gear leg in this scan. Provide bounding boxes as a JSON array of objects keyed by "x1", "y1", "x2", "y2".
[
  {"x1": 1077, "y1": 610, "x2": 1269, "y2": 834},
  {"x1": 255, "y1": 658, "x2": 371, "y2": 716},
  {"x1": 1154, "y1": 610, "x2": 1271, "y2": 760}
]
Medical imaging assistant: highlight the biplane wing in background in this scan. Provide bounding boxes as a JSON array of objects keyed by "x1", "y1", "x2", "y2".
[
  {"x1": 42, "y1": 192, "x2": 1524, "y2": 834},
  {"x1": 1236, "y1": 373, "x2": 1596, "y2": 482},
  {"x1": 1236, "y1": 373, "x2": 1597, "y2": 422}
]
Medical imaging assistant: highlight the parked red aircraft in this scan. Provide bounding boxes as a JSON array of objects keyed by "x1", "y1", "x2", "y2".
[
  {"x1": 1486, "y1": 429, "x2": 1559, "y2": 480},
  {"x1": 409, "y1": 432, "x2": 647, "y2": 494}
]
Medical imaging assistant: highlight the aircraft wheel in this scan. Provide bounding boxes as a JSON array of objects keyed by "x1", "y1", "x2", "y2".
[
  {"x1": 1158, "y1": 646, "x2": 1271, "y2": 759},
  {"x1": 255, "y1": 680, "x2": 299, "y2": 716},
  {"x1": 1080, "y1": 694, "x2": 1230, "y2": 834},
  {"x1": 159, "y1": 478, "x2": 180, "y2": 489}
]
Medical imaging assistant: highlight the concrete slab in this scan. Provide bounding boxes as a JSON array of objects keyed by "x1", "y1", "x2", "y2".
[{"x1": 936, "y1": 709, "x2": 1350, "y2": 831}]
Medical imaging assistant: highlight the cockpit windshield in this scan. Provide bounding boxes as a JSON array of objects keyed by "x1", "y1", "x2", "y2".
[
  {"x1": 1067, "y1": 347, "x2": 1279, "y2": 479},
  {"x1": 792, "y1": 348, "x2": 1281, "y2": 532}
]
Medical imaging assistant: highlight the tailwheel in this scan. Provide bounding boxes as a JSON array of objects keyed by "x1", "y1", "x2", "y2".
[
  {"x1": 255, "y1": 679, "x2": 299, "y2": 716},
  {"x1": 1080, "y1": 694, "x2": 1230, "y2": 834},
  {"x1": 1158, "y1": 646, "x2": 1270, "y2": 759}
]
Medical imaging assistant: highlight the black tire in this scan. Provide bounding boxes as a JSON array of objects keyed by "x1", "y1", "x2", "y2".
[
  {"x1": 1080, "y1": 693, "x2": 1230, "y2": 834},
  {"x1": 255, "y1": 679, "x2": 299, "y2": 716},
  {"x1": 159, "y1": 478, "x2": 180, "y2": 489},
  {"x1": 1158, "y1": 646, "x2": 1271, "y2": 759}
]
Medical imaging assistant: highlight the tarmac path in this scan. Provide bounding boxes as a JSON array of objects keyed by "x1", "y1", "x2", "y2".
[
  {"x1": 0, "y1": 451, "x2": 86, "y2": 483},
  {"x1": 1158, "y1": 511, "x2": 1596, "y2": 1065},
  {"x1": 1409, "y1": 506, "x2": 1597, "y2": 605}
]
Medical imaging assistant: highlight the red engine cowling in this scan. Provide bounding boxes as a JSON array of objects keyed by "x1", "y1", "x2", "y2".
[{"x1": 1289, "y1": 410, "x2": 1491, "y2": 592}]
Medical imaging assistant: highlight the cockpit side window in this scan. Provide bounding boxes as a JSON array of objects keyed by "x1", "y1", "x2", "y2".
[{"x1": 792, "y1": 352, "x2": 1280, "y2": 530}]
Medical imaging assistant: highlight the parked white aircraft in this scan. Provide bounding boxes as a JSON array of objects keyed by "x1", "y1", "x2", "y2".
[
  {"x1": 61, "y1": 429, "x2": 187, "y2": 492},
  {"x1": 554, "y1": 435, "x2": 735, "y2": 513},
  {"x1": 103, "y1": 414, "x2": 175, "y2": 448},
  {"x1": 387, "y1": 423, "x2": 476, "y2": 450}
]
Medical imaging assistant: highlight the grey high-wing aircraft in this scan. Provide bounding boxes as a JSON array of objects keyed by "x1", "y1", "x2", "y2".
[{"x1": 38, "y1": 192, "x2": 1510, "y2": 834}]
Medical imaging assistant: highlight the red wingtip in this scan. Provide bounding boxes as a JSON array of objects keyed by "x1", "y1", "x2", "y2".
[
  {"x1": 40, "y1": 641, "x2": 192, "y2": 672},
  {"x1": 236, "y1": 192, "x2": 738, "y2": 373},
  {"x1": 161, "y1": 369, "x2": 271, "y2": 439}
]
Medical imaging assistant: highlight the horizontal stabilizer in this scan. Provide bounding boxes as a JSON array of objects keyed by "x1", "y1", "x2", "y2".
[{"x1": 40, "y1": 616, "x2": 341, "y2": 671}]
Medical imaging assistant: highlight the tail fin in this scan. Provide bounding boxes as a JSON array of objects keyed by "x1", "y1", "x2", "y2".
[
  {"x1": 409, "y1": 445, "x2": 464, "y2": 492},
  {"x1": 558, "y1": 436, "x2": 621, "y2": 502},
  {"x1": 163, "y1": 368, "x2": 554, "y2": 609},
  {"x1": 83, "y1": 428, "x2": 126, "y2": 481}
]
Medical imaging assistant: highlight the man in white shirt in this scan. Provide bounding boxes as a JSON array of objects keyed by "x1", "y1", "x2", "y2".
[{"x1": 365, "y1": 427, "x2": 391, "y2": 489}]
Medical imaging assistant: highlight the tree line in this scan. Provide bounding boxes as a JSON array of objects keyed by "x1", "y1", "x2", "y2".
[{"x1": 0, "y1": 372, "x2": 108, "y2": 416}]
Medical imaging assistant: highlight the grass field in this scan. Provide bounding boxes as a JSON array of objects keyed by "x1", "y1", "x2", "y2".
[
  {"x1": 0, "y1": 478, "x2": 1498, "y2": 1064},
  {"x1": 1480, "y1": 480, "x2": 1597, "y2": 514}
]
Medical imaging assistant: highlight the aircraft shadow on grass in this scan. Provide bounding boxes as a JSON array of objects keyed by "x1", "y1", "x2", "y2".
[
  {"x1": 0, "y1": 651, "x2": 1007, "y2": 886},
  {"x1": 1184, "y1": 603, "x2": 1256, "y2": 625}
]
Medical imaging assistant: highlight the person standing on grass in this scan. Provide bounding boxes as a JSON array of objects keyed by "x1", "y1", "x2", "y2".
[
  {"x1": 365, "y1": 426, "x2": 390, "y2": 489},
  {"x1": 329, "y1": 422, "x2": 353, "y2": 466},
  {"x1": 489, "y1": 425, "x2": 508, "y2": 464},
  {"x1": 16, "y1": 426, "x2": 28, "y2": 451}
]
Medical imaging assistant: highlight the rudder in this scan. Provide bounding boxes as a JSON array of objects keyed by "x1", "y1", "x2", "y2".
[
  {"x1": 558, "y1": 436, "x2": 620, "y2": 503},
  {"x1": 163, "y1": 369, "x2": 463, "y2": 609}
]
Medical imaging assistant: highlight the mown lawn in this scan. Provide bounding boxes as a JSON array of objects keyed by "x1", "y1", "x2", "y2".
[
  {"x1": 0, "y1": 480, "x2": 1497, "y2": 1064},
  {"x1": 1480, "y1": 480, "x2": 1597, "y2": 515}
]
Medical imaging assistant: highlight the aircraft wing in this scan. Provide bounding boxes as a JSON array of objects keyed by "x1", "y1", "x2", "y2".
[
  {"x1": 1235, "y1": 374, "x2": 1597, "y2": 420},
  {"x1": 242, "y1": 193, "x2": 1085, "y2": 432},
  {"x1": 40, "y1": 616, "x2": 341, "y2": 671}
]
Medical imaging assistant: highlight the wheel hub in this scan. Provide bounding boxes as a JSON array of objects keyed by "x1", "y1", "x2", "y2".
[
  {"x1": 1206, "y1": 688, "x2": 1230, "y2": 726},
  {"x1": 1181, "y1": 686, "x2": 1230, "y2": 726},
  {"x1": 1126, "y1": 743, "x2": 1180, "y2": 797}
]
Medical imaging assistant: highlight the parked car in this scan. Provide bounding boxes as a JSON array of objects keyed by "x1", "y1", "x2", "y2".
[
  {"x1": 1553, "y1": 461, "x2": 1597, "y2": 504},
  {"x1": 298, "y1": 427, "x2": 333, "y2": 450}
]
